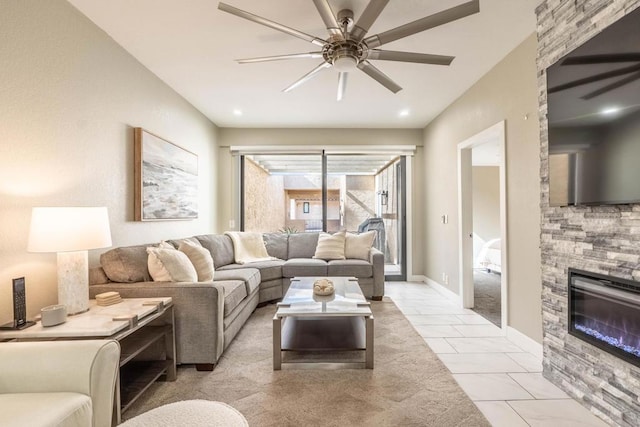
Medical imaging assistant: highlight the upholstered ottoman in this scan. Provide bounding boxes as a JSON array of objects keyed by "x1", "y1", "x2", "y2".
[{"x1": 120, "y1": 400, "x2": 248, "y2": 426}]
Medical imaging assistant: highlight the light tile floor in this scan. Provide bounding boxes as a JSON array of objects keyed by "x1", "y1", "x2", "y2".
[{"x1": 385, "y1": 281, "x2": 609, "y2": 427}]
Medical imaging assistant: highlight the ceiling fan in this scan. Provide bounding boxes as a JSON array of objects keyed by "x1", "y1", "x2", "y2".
[
  {"x1": 218, "y1": 0, "x2": 480, "y2": 100},
  {"x1": 548, "y1": 53, "x2": 640, "y2": 100}
]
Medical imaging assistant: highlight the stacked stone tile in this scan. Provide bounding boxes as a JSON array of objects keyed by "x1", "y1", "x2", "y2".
[{"x1": 537, "y1": 1, "x2": 640, "y2": 426}]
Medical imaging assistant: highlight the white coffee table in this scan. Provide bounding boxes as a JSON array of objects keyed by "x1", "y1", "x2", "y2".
[{"x1": 273, "y1": 277, "x2": 374, "y2": 370}]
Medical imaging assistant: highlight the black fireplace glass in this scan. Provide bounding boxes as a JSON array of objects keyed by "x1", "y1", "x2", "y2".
[{"x1": 569, "y1": 268, "x2": 640, "y2": 368}]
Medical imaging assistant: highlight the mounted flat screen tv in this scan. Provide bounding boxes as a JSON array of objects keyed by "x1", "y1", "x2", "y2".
[{"x1": 547, "y1": 7, "x2": 640, "y2": 206}]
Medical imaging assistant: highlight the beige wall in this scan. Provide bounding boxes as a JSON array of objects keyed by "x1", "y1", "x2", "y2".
[
  {"x1": 472, "y1": 166, "x2": 500, "y2": 263},
  {"x1": 0, "y1": 0, "x2": 219, "y2": 323},
  {"x1": 422, "y1": 34, "x2": 542, "y2": 342},
  {"x1": 218, "y1": 128, "x2": 425, "y2": 276}
]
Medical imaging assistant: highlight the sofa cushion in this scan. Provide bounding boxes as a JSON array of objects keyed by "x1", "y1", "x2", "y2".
[
  {"x1": 345, "y1": 231, "x2": 376, "y2": 261},
  {"x1": 283, "y1": 258, "x2": 328, "y2": 277},
  {"x1": 194, "y1": 234, "x2": 235, "y2": 267},
  {"x1": 100, "y1": 245, "x2": 151, "y2": 283},
  {"x1": 0, "y1": 392, "x2": 92, "y2": 427},
  {"x1": 313, "y1": 230, "x2": 346, "y2": 260},
  {"x1": 217, "y1": 260, "x2": 283, "y2": 282},
  {"x1": 178, "y1": 241, "x2": 215, "y2": 282},
  {"x1": 328, "y1": 259, "x2": 373, "y2": 278},
  {"x1": 147, "y1": 247, "x2": 198, "y2": 282},
  {"x1": 89, "y1": 267, "x2": 110, "y2": 285},
  {"x1": 216, "y1": 281, "x2": 247, "y2": 317},
  {"x1": 214, "y1": 268, "x2": 261, "y2": 295},
  {"x1": 263, "y1": 233, "x2": 288, "y2": 260},
  {"x1": 287, "y1": 233, "x2": 319, "y2": 259}
]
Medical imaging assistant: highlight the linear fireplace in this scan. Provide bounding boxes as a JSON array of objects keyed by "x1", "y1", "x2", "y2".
[{"x1": 569, "y1": 268, "x2": 640, "y2": 368}]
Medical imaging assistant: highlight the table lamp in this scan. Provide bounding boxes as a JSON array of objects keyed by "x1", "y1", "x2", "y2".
[{"x1": 28, "y1": 207, "x2": 112, "y2": 315}]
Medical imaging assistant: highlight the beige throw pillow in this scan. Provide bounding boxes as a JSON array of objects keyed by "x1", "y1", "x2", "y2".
[
  {"x1": 313, "y1": 230, "x2": 346, "y2": 260},
  {"x1": 178, "y1": 240, "x2": 215, "y2": 281},
  {"x1": 147, "y1": 246, "x2": 197, "y2": 282},
  {"x1": 345, "y1": 231, "x2": 376, "y2": 261}
]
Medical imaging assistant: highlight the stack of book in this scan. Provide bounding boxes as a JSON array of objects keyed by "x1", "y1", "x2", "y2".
[{"x1": 95, "y1": 291, "x2": 122, "y2": 306}]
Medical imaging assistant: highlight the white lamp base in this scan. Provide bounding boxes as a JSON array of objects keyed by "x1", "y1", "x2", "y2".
[{"x1": 57, "y1": 250, "x2": 89, "y2": 315}]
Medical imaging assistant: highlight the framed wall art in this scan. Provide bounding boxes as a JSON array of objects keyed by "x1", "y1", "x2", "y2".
[{"x1": 134, "y1": 128, "x2": 198, "y2": 221}]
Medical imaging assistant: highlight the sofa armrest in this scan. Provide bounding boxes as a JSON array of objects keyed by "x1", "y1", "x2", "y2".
[
  {"x1": 90, "y1": 281, "x2": 225, "y2": 365},
  {"x1": 369, "y1": 247, "x2": 385, "y2": 298},
  {"x1": 0, "y1": 340, "x2": 120, "y2": 427}
]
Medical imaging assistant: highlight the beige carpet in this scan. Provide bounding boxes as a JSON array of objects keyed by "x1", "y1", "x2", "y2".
[{"x1": 125, "y1": 298, "x2": 490, "y2": 426}]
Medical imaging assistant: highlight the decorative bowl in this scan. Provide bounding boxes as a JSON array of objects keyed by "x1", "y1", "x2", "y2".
[{"x1": 313, "y1": 278, "x2": 335, "y2": 296}]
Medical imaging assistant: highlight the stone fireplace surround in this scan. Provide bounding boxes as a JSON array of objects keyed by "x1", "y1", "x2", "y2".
[{"x1": 538, "y1": 1, "x2": 640, "y2": 426}]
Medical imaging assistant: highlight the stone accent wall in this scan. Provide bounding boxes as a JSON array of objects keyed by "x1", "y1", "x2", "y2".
[
  {"x1": 537, "y1": 1, "x2": 640, "y2": 426},
  {"x1": 344, "y1": 175, "x2": 375, "y2": 232},
  {"x1": 243, "y1": 158, "x2": 285, "y2": 232}
]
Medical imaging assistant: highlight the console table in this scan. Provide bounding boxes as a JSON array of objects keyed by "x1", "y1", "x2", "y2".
[{"x1": 0, "y1": 297, "x2": 176, "y2": 425}]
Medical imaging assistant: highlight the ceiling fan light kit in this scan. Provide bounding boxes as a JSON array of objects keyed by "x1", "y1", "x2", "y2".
[{"x1": 218, "y1": 0, "x2": 480, "y2": 101}]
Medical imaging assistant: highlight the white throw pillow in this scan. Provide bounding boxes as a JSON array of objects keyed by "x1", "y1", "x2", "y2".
[
  {"x1": 313, "y1": 230, "x2": 346, "y2": 260},
  {"x1": 178, "y1": 240, "x2": 215, "y2": 282},
  {"x1": 147, "y1": 246, "x2": 197, "y2": 282},
  {"x1": 345, "y1": 231, "x2": 376, "y2": 261},
  {"x1": 159, "y1": 241, "x2": 175, "y2": 250}
]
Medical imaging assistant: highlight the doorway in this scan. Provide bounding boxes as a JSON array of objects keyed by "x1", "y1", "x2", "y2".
[{"x1": 458, "y1": 121, "x2": 507, "y2": 329}]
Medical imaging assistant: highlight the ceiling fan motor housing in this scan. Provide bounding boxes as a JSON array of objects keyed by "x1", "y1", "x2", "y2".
[{"x1": 324, "y1": 39, "x2": 364, "y2": 72}]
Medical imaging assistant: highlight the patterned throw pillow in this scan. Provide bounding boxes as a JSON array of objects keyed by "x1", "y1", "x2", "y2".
[
  {"x1": 345, "y1": 231, "x2": 376, "y2": 261},
  {"x1": 178, "y1": 240, "x2": 215, "y2": 281},
  {"x1": 313, "y1": 230, "x2": 346, "y2": 260}
]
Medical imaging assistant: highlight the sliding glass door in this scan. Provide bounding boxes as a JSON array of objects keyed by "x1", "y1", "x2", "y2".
[{"x1": 241, "y1": 152, "x2": 406, "y2": 280}]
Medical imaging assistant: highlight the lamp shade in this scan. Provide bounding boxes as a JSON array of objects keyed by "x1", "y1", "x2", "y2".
[{"x1": 28, "y1": 207, "x2": 112, "y2": 253}]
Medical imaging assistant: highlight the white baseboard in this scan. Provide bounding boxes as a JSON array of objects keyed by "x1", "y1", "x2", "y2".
[
  {"x1": 507, "y1": 326, "x2": 543, "y2": 359},
  {"x1": 407, "y1": 274, "x2": 427, "y2": 283},
  {"x1": 424, "y1": 276, "x2": 462, "y2": 305}
]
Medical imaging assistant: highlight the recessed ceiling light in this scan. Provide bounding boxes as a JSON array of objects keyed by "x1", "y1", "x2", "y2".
[
  {"x1": 399, "y1": 109, "x2": 410, "y2": 117},
  {"x1": 601, "y1": 107, "x2": 619, "y2": 115},
  {"x1": 233, "y1": 109, "x2": 243, "y2": 116}
]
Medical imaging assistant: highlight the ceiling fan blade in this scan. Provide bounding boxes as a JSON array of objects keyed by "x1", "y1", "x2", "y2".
[
  {"x1": 337, "y1": 72, "x2": 348, "y2": 101},
  {"x1": 237, "y1": 52, "x2": 323, "y2": 64},
  {"x1": 581, "y1": 70, "x2": 640, "y2": 100},
  {"x1": 283, "y1": 62, "x2": 332, "y2": 93},
  {"x1": 312, "y1": 0, "x2": 341, "y2": 37},
  {"x1": 367, "y1": 50, "x2": 454, "y2": 65},
  {"x1": 562, "y1": 53, "x2": 640, "y2": 65},
  {"x1": 218, "y1": 2, "x2": 326, "y2": 47},
  {"x1": 548, "y1": 63, "x2": 640, "y2": 94},
  {"x1": 357, "y1": 60, "x2": 402, "y2": 93},
  {"x1": 350, "y1": 0, "x2": 390, "y2": 42},
  {"x1": 364, "y1": 0, "x2": 479, "y2": 48}
]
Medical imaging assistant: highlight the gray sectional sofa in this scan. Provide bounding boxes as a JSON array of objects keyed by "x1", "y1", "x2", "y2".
[{"x1": 89, "y1": 232, "x2": 384, "y2": 370}]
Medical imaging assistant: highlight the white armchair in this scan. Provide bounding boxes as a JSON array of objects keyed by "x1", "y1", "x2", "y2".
[{"x1": 0, "y1": 340, "x2": 120, "y2": 427}]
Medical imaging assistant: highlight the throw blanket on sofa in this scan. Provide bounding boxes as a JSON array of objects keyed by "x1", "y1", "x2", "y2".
[{"x1": 225, "y1": 232, "x2": 275, "y2": 264}]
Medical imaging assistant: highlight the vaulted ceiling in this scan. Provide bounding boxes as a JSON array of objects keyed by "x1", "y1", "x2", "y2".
[{"x1": 68, "y1": 0, "x2": 539, "y2": 128}]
